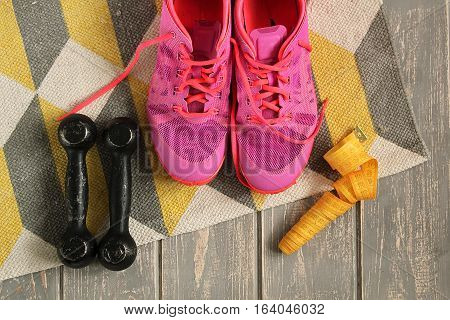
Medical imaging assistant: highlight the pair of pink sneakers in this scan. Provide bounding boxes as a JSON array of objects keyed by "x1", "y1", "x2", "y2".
[{"x1": 63, "y1": 0, "x2": 326, "y2": 194}]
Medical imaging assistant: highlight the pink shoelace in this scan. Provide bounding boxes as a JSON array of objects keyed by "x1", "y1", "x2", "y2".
[
  {"x1": 173, "y1": 45, "x2": 228, "y2": 118},
  {"x1": 57, "y1": 32, "x2": 227, "y2": 121},
  {"x1": 244, "y1": 50, "x2": 294, "y2": 126}
]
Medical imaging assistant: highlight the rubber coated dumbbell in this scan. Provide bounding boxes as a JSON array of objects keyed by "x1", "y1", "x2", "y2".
[
  {"x1": 57, "y1": 114, "x2": 97, "y2": 268},
  {"x1": 98, "y1": 118, "x2": 138, "y2": 271}
]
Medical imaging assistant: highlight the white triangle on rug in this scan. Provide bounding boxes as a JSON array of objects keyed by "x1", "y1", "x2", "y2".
[
  {"x1": 173, "y1": 185, "x2": 255, "y2": 236},
  {"x1": 37, "y1": 39, "x2": 121, "y2": 121},
  {"x1": 0, "y1": 229, "x2": 59, "y2": 281},
  {"x1": 307, "y1": 0, "x2": 381, "y2": 53},
  {"x1": 129, "y1": 217, "x2": 166, "y2": 246},
  {"x1": 264, "y1": 168, "x2": 334, "y2": 209},
  {"x1": 369, "y1": 136, "x2": 428, "y2": 178},
  {"x1": 0, "y1": 74, "x2": 35, "y2": 147}
]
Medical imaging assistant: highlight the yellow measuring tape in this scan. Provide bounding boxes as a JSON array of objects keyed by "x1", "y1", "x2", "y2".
[{"x1": 279, "y1": 130, "x2": 378, "y2": 255}]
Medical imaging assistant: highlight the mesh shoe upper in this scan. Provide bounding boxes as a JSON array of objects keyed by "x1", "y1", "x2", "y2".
[{"x1": 147, "y1": 0, "x2": 232, "y2": 185}]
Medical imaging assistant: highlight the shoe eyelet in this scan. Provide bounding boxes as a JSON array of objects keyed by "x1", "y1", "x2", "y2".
[
  {"x1": 176, "y1": 69, "x2": 183, "y2": 78},
  {"x1": 170, "y1": 31, "x2": 176, "y2": 39},
  {"x1": 173, "y1": 87, "x2": 179, "y2": 95}
]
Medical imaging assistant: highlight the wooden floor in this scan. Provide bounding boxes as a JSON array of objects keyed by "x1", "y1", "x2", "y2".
[{"x1": 1, "y1": 0, "x2": 448, "y2": 300}]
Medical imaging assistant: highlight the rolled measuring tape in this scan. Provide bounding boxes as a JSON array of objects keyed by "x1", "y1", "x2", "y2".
[{"x1": 279, "y1": 130, "x2": 378, "y2": 255}]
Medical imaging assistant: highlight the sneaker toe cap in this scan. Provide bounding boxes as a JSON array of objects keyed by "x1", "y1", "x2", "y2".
[{"x1": 238, "y1": 142, "x2": 313, "y2": 194}]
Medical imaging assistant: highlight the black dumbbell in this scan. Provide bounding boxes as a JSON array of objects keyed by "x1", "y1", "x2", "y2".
[
  {"x1": 98, "y1": 118, "x2": 138, "y2": 271},
  {"x1": 57, "y1": 114, "x2": 97, "y2": 268}
]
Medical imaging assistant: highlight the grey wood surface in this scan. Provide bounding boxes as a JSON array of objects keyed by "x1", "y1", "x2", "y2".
[
  {"x1": 62, "y1": 242, "x2": 159, "y2": 300},
  {"x1": 0, "y1": 0, "x2": 448, "y2": 300},
  {"x1": 0, "y1": 268, "x2": 60, "y2": 300},
  {"x1": 361, "y1": 0, "x2": 450, "y2": 300},
  {"x1": 261, "y1": 199, "x2": 358, "y2": 300},
  {"x1": 161, "y1": 214, "x2": 258, "y2": 300}
]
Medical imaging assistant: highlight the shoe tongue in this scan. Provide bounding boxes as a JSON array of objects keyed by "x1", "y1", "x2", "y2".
[
  {"x1": 250, "y1": 25, "x2": 288, "y2": 64},
  {"x1": 250, "y1": 25, "x2": 288, "y2": 119},
  {"x1": 188, "y1": 20, "x2": 221, "y2": 113},
  {"x1": 192, "y1": 20, "x2": 222, "y2": 61}
]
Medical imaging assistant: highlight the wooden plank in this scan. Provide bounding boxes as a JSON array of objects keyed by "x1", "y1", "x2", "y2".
[
  {"x1": 62, "y1": 242, "x2": 159, "y2": 300},
  {"x1": 161, "y1": 214, "x2": 258, "y2": 300},
  {"x1": 261, "y1": 198, "x2": 358, "y2": 300},
  {"x1": 362, "y1": 0, "x2": 450, "y2": 299},
  {"x1": 0, "y1": 268, "x2": 60, "y2": 300}
]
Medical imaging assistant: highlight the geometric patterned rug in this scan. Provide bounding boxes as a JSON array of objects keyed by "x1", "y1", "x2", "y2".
[{"x1": 0, "y1": 0, "x2": 428, "y2": 281}]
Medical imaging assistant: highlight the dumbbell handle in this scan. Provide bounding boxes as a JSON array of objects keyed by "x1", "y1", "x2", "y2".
[
  {"x1": 109, "y1": 151, "x2": 132, "y2": 232},
  {"x1": 65, "y1": 149, "x2": 89, "y2": 226},
  {"x1": 98, "y1": 118, "x2": 137, "y2": 271},
  {"x1": 57, "y1": 114, "x2": 97, "y2": 269}
]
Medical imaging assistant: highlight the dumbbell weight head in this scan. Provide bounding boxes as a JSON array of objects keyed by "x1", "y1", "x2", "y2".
[
  {"x1": 103, "y1": 117, "x2": 138, "y2": 153},
  {"x1": 58, "y1": 114, "x2": 97, "y2": 150},
  {"x1": 98, "y1": 118, "x2": 138, "y2": 271},
  {"x1": 57, "y1": 224, "x2": 97, "y2": 269},
  {"x1": 57, "y1": 114, "x2": 97, "y2": 268},
  {"x1": 98, "y1": 232, "x2": 137, "y2": 272}
]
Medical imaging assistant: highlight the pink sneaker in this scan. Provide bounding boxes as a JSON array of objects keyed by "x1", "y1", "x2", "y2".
[
  {"x1": 147, "y1": 0, "x2": 232, "y2": 185},
  {"x1": 231, "y1": 0, "x2": 327, "y2": 194}
]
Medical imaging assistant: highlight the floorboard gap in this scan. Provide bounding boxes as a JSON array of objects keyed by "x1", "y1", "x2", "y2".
[
  {"x1": 158, "y1": 240, "x2": 163, "y2": 300},
  {"x1": 59, "y1": 265, "x2": 64, "y2": 300},
  {"x1": 356, "y1": 202, "x2": 363, "y2": 300},
  {"x1": 257, "y1": 211, "x2": 263, "y2": 300}
]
